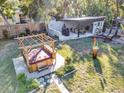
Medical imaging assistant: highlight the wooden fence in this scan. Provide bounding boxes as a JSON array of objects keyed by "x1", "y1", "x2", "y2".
[{"x1": 0, "y1": 23, "x2": 46, "y2": 39}]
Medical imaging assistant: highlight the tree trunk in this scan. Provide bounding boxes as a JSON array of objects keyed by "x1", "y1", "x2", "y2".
[
  {"x1": 105, "y1": 0, "x2": 109, "y2": 15},
  {"x1": 0, "y1": 9, "x2": 11, "y2": 33},
  {"x1": 116, "y1": 0, "x2": 120, "y2": 17},
  {"x1": 0, "y1": 10, "x2": 10, "y2": 25}
]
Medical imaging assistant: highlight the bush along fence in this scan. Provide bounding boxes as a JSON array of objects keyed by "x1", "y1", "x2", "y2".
[{"x1": 0, "y1": 23, "x2": 46, "y2": 39}]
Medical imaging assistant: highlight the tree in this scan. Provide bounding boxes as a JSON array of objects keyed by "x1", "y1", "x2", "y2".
[
  {"x1": 116, "y1": 0, "x2": 120, "y2": 17},
  {"x1": 0, "y1": 0, "x2": 9, "y2": 25},
  {"x1": 19, "y1": 0, "x2": 33, "y2": 16},
  {"x1": 0, "y1": 0, "x2": 19, "y2": 25},
  {"x1": 1, "y1": 0, "x2": 119, "y2": 25}
]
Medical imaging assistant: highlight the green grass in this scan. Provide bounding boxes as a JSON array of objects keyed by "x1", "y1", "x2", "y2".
[
  {"x1": 1, "y1": 38, "x2": 124, "y2": 93},
  {"x1": 57, "y1": 38, "x2": 124, "y2": 93},
  {"x1": 36, "y1": 83, "x2": 60, "y2": 93},
  {"x1": 0, "y1": 39, "x2": 60, "y2": 93},
  {"x1": 0, "y1": 39, "x2": 20, "y2": 93}
]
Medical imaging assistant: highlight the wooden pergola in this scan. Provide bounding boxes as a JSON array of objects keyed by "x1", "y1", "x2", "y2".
[{"x1": 16, "y1": 33, "x2": 56, "y2": 72}]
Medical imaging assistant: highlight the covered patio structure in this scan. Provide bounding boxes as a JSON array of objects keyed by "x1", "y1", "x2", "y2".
[{"x1": 48, "y1": 16, "x2": 106, "y2": 41}]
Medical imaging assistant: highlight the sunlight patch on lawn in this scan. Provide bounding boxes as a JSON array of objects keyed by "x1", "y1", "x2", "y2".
[
  {"x1": 98, "y1": 53, "x2": 110, "y2": 67},
  {"x1": 97, "y1": 53, "x2": 113, "y2": 78},
  {"x1": 57, "y1": 44, "x2": 73, "y2": 58},
  {"x1": 107, "y1": 44, "x2": 119, "y2": 63}
]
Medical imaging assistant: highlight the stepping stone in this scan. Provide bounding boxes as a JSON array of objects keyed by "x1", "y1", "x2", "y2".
[
  {"x1": 39, "y1": 84, "x2": 44, "y2": 88},
  {"x1": 42, "y1": 82, "x2": 47, "y2": 86},
  {"x1": 46, "y1": 79, "x2": 50, "y2": 84},
  {"x1": 44, "y1": 75, "x2": 50, "y2": 79},
  {"x1": 39, "y1": 78, "x2": 44, "y2": 83}
]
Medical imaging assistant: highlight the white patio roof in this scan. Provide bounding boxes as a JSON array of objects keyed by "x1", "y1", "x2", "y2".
[{"x1": 60, "y1": 16, "x2": 106, "y2": 21}]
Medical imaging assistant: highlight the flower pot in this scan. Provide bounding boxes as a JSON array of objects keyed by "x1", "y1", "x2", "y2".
[{"x1": 92, "y1": 46, "x2": 99, "y2": 59}]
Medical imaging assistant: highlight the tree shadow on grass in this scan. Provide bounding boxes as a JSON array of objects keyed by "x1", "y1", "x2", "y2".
[
  {"x1": 93, "y1": 59, "x2": 102, "y2": 74},
  {"x1": 66, "y1": 38, "x2": 92, "y2": 53},
  {"x1": 107, "y1": 45, "x2": 124, "y2": 77},
  {"x1": 93, "y1": 58, "x2": 107, "y2": 91},
  {"x1": 113, "y1": 62, "x2": 124, "y2": 77}
]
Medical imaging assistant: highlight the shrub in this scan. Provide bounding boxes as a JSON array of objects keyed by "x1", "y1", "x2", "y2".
[
  {"x1": 2, "y1": 29, "x2": 9, "y2": 39},
  {"x1": 28, "y1": 79, "x2": 40, "y2": 90},
  {"x1": 17, "y1": 84, "x2": 27, "y2": 93},
  {"x1": 65, "y1": 57, "x2": 73, "y2": 64},
  {"x1": 17, "y1": 73, "x2": 27, "y2": 84},
  {"x1": 32, "y1": 30, "x2": 38, "y2": 35},
  {"x1": 64, "y1": 64, "x2": 75, "y2": 74},
  {"x1": 19, "y1": 32, "x2": 26, "y2": 37},
  {"x1": 17, "y1": 73, "x2": 40, "y2": 92},
  {"x1": 55, "y1": 67, "x2": 65, "y2": 77},
  {"x1": 25, "y1": 28, "x2": 31, "y2": 35},
  {"x1": 55, "y1": 64, "x2": 75, "y2": 77}
]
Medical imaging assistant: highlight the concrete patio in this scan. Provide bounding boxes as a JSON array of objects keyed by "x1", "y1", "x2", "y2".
[
  {"x1": 13, "y1": 53, "x2": 65, "y2": 79},
  {"x1": 48, "y1": 27, "x2": 93, "y2": 41}
]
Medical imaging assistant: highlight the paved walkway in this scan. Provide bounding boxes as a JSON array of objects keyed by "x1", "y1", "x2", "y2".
[{"x1": 53, "y1": 74, "x2": 70, "y2": 93}]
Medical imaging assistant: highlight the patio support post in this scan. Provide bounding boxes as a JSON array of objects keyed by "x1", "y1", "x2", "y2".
[{"x1": 77, "y1": 24, "x2": 80, "y2": 37}]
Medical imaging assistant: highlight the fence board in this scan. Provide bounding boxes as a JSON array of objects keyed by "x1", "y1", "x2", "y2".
[{"x1": 0, "y1": 23, "x2": 46, "y2": 39}]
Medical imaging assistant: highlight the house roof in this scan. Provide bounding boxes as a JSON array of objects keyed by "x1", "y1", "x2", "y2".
[{"x1": 60, "y1": 16, "x2": 106, "y2": 22}]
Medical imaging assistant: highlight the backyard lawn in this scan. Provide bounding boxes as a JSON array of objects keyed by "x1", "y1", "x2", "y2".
[
  {"x1": 0, "y1": 39, "x2": 60, "y2": 93},
  {"x1": 0, "y1": 37, "x2": 124, "y2": 93},
  {"x1": 0, "y1": 40, "x2": 19, "y2": 93},
  {"x1": 57, "y1": 38, "x2": 124, "y2": 93}
]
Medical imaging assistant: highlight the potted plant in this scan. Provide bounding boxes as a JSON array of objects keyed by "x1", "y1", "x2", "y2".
[{"x1": 92, "y1": 45, "x2": 99, "y2": 59}]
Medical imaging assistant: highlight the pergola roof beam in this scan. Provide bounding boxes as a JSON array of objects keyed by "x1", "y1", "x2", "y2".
[{"x1": 16, "y1": 34, "x2": 56, "y2": 50}]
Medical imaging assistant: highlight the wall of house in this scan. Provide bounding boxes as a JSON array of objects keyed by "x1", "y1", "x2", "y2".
[
  {"x1": 48, "y1": 19, "x2": 105, "y2": 38},
  {"x1": 48, "y1": 20, "x2": 64, "y2": 36},
  {"x1": 48, "y1": 19, "x2": 93, "y2": 36},
  {"x1": 48, "y1": 20, "x2": 64, "y2": 31},
  {"x1": 48, "y1": 19, "x2": 93, "y2": 31}
]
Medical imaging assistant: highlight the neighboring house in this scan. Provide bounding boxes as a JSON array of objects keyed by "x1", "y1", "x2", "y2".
[
  {"x1": 15, "y1": 10, "x2": 31, "y2": 24},
  {"x1": 48, "y1": 16, "x2": 106, "y2": 41}
]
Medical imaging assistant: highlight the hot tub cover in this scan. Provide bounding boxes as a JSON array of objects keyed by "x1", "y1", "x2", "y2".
[{"x1": 28, "y1": 48, "x2": 51, "y2": 64}]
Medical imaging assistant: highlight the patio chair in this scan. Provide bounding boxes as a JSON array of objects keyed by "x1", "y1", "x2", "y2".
[
  {"x1": 105, "y1": 27, "x2": 118, "y2": 40},
  {"x1": 116, "y1": 24, "x2": 124, "y2": 37},
  {"x1": 96, "y1": 27, "x2": 117, "y2": 40},
  {"x1": 96, "y1": 28, "x2": 111, "y2": 38}
]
